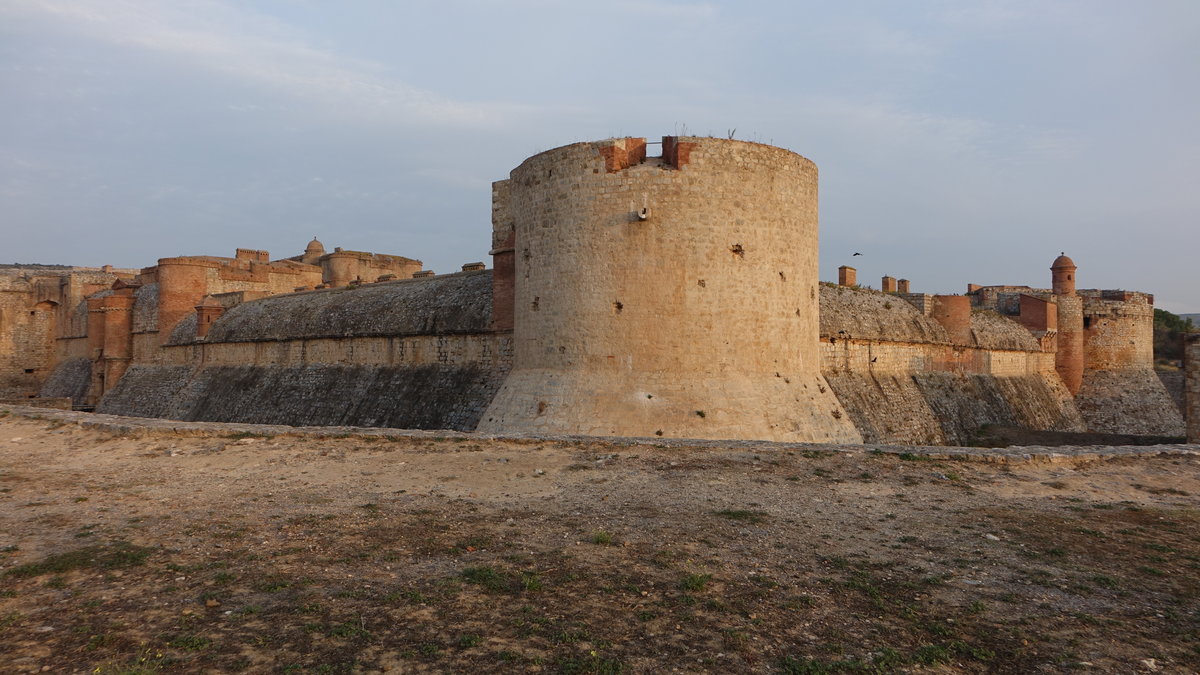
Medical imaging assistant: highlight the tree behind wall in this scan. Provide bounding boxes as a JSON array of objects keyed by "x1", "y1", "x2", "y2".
[{"x1": 1154, "y1": 309, "x2": 1194, "y2": 364}]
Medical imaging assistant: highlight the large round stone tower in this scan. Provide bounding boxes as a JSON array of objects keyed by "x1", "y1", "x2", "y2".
[{"x1": 478, "y1": 136, "x2": 861, "y2": 442}]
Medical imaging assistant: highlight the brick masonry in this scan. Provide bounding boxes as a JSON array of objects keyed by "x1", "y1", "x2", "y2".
[{"x1": 1, "y1": 267, "x2": 133, "y2": 399}]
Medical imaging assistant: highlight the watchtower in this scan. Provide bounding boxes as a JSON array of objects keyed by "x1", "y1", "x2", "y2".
[{"x1": 1052, "y1": 254, "x2": 1084, "y2": 395}]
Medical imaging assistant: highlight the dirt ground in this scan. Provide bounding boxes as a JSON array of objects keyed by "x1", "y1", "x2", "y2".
[{"x1": 0, "y1": 411, "x2": 1198, "y2": 674}]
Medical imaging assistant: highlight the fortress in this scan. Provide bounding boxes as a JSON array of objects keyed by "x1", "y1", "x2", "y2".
[{"x1": 1, "y1": 136, "x2": 1194, "y2": 444}]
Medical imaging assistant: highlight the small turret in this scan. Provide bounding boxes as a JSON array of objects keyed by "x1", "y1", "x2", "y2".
[
  {"x1": 1051, "y1": 253, "x2": 1083, "y2": 395},
  {"x1": 302, "y1": 237, "x2": 326, "y2": 265},
  {"x1": 195, "y1": 295, "x2": 225, "y2": 338},
  {"x1": 1051, "y1": 253, "x2": 1076, "y2": 296}
]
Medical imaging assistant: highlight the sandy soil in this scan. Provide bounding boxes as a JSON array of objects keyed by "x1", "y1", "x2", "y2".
[{"x1": 0, "y1": 411, "x2": 1198, "y2": 673}]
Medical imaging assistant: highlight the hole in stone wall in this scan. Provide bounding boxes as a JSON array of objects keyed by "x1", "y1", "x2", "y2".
[
  {"x1": 24, "y1": 369, "x2": 35, "y2": 373},
  {"x1": 730, "y1": 244, "x2": 745, "y2": 258},
  {"x1": 613, "y1": 301, "x2": 623, "y2": 313},
  {"x1": 697, "y1": 279, "x2": 706, "y2": 287},
  {"x1": 779, "y1": 271, "x2": 787, "y2": 281},
  {"x1": 531, "y1": 296, "x2": 540, "y2": 311}
]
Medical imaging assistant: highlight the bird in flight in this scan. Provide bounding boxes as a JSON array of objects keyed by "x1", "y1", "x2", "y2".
[{"x1": 852, "y1": 252, "x2": 863, "y2": 256}]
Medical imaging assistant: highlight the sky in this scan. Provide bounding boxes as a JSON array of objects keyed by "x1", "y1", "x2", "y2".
[{"x1": 2, "y1": 1, "x2": 1198, "y2": 311}]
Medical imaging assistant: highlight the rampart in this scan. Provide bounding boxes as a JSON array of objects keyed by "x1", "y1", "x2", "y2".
[
  {"x1": 96, "y1": 271, "x2": 510, "y2": 431},
  {"x1": 818, "y1": 285, "x2": 1082, "y2": 445}
]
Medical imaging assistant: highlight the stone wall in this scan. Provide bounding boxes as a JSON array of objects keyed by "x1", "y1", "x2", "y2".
[
  {"x1": 0, "y1": 280, "x2": 52, "y2": 398},
  {"x1": 1158, "y1": 372, "x2": 1185, "y2": 417},
  {"x1": 320, "y1": 250, "x2": 422, "y2": 287},
  {"x1": 1082, "y1": 294, "x2": 1154, "y2": 370},
  {"x1": 971, "y1": 310, "x2": 1041, "y2": 351},
  {"x1": 820, "y1": 285, "x2": 948, "y2": 344},
  {"x1": 131, "y1": 283, "x2": 159, "y2": 334},
  {"x1": 180, "y1": 270, "x2": 492, "y2": 345},
  {"x1": 38, "y1": 356, "x2": 93, "y2": 406},
  {"x1": 821, "y1": 350, "x2": 1083, "y2": 445},
  {"x1": 1186, "y1": 334, "x2": 1200, "y2": 443},
  {"x1": 202, "y1": 258, "x2": 322, "y2": 297},
  {"x1": 56, "y1": 336, "x2": 90, "y2": 361},
  {"x1": 96, "y1": 363, "x2": 506, "y2": 431},
  {"x1": 1076, "y1": 370, "x2": 1186, "y2": 437}
]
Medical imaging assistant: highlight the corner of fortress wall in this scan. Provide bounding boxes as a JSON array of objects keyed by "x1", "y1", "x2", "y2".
[
  {"x1": 477, "y1": 137, "x2": 862, "y2": 443},
  {"x1": 1186, "y1": 333, "x2": 1200, "y2": 443},
  {"x1": 1074, "y1": 295, "x2": 1185, "y2": 437}
]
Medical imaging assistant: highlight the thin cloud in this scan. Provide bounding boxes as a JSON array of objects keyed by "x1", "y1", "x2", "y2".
[
  {"x1": 610, "y1": 1, "x2": 719, "y2": 19},
  {"x1": 4, "y1": 0, "x2": 523, "y2": 128},
  {"x1": 936, "y1": 2, "x2": 1027, "y2": 29},
  {"x1": 473, "y1": 0, "x2": 718, "y2": 19},
  {"x1": 801, "y1": 96, "x2": 993, "y2": 157}
]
